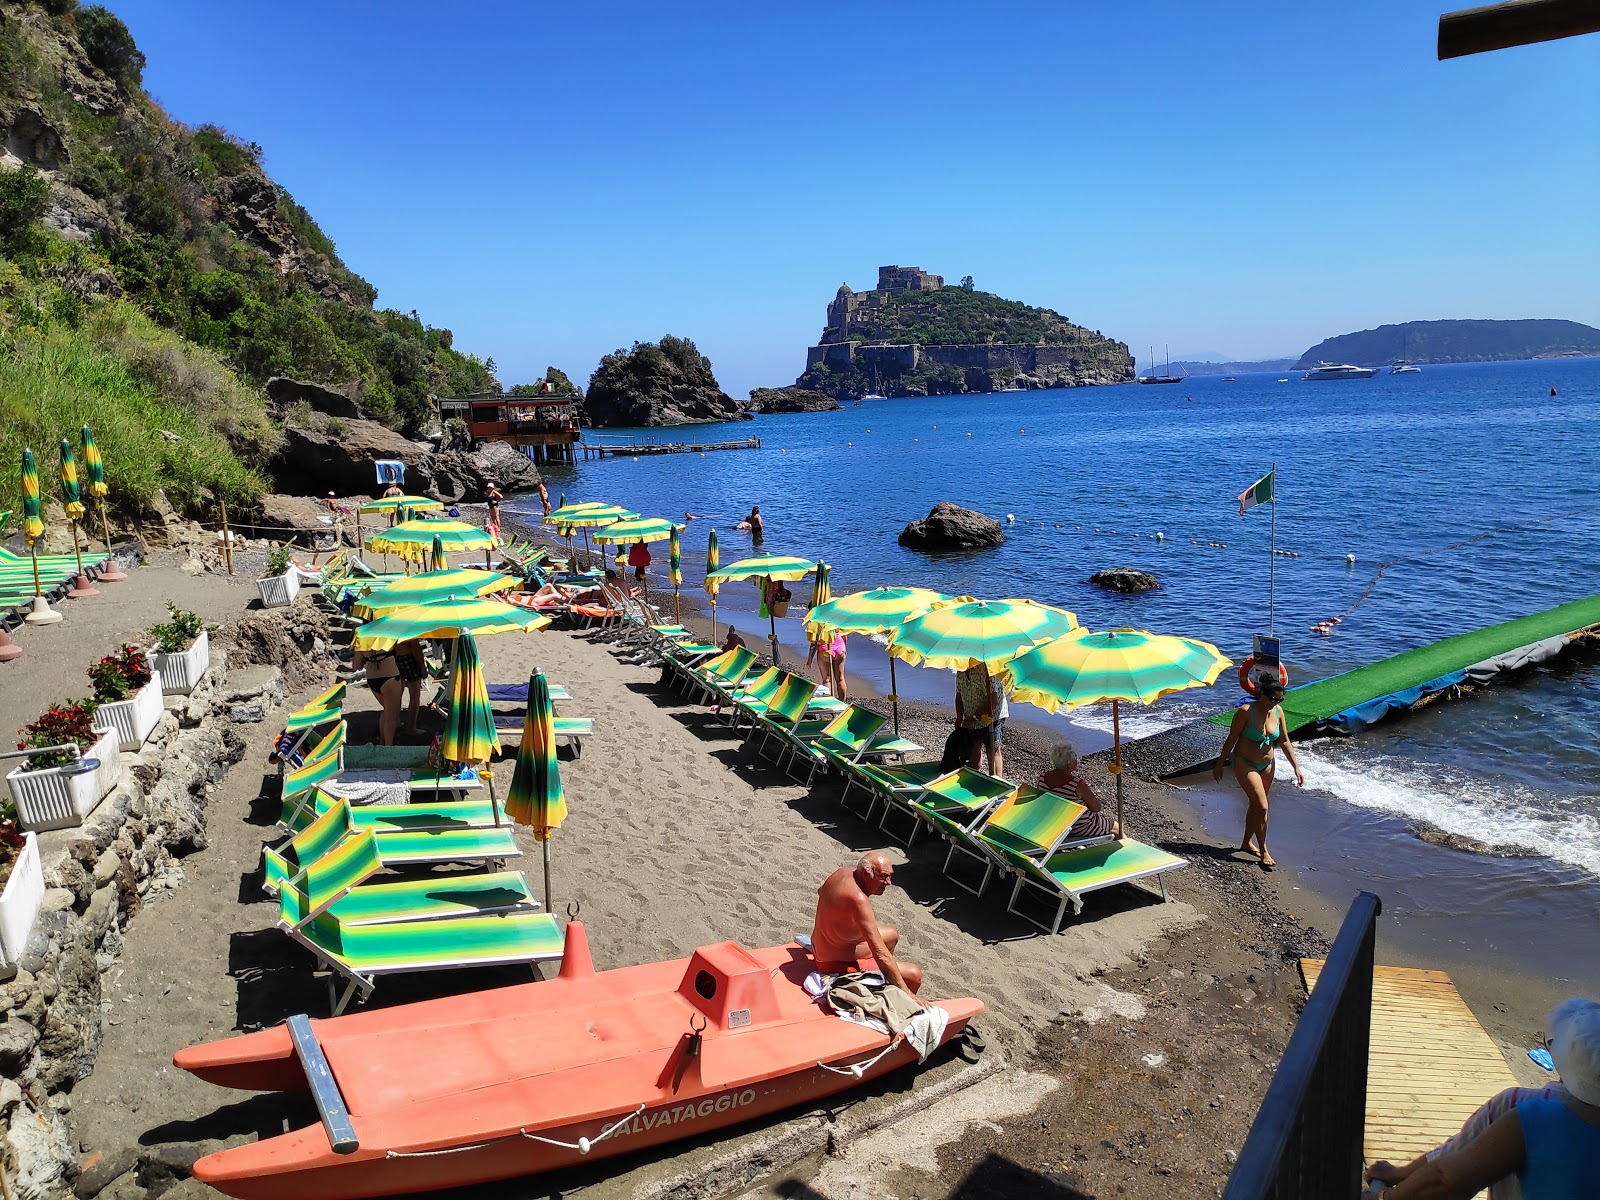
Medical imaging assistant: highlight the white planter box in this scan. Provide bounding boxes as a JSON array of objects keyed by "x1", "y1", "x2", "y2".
[
  {"x1": 256, "y1": 572, "x2": 300, "y2": 608},
  {"x1": 0, "y1": 831, "x2": 43, "y2": 975},
  {"x1": 91, "y1": 681, "x2": 163, "y2": 752},
  {"x1": 150, "y1": 628, "x2": 209, "y2": 695},
  {"x1": 5, "y1": 727, "x2": 121, "y2": 833}
]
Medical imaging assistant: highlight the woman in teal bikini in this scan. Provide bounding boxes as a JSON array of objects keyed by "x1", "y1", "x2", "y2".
[{"x1": 1213, "y1": 676, "x2": 1304, "y2": 869}]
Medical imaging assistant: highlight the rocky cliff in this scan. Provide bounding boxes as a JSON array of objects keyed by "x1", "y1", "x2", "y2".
[
  {"x1": 583, "y1": 334, "x2": 749, "y2": 427},
  {"x1": 795, "y1": 266, "x2": 1134, "y2": 398},
  {"x1": 746, "y1": 387, "x2": 840, "y2": 414},
  {"x1": 1296, "y1": 319, "x2": 1600, "y2": 367}
]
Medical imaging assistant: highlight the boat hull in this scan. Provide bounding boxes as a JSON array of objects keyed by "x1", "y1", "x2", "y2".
[{"x1": 180, "y1": 930, "x2": 984, "y2": 1200}]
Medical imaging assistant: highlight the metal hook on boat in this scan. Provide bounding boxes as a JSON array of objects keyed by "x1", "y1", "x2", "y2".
[{"x1": 686, "y1": 1013, "x2": 706, "y2": 1058}]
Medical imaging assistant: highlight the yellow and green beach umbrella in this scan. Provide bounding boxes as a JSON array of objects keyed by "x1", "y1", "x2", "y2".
[
  {"x1": 707, "y1": 554, "x2": 818, "y2": 663},
  {"x1": 505, "y1": 669, "x2": 566, "y2": 909},
  {"x1": 349, "y1": 568, "x2": 516, "y2": 620},
  {"x1": 544, "y1": 502, "x2": 636, "y2": 527},
  {"x1": 80, "y1": 425, "x2": 107, "y2": 500},
  {"x1": 351, "y1": 595, "x2": 548, "y2": 650},
  {"x1": 669, "y1": 523, "x2": 683, "y2": 621},
  {"x1": 366, "y1": 519, "x2": 495, "y2": 560},
  {"x1": 57, "y1": 439, "x2": 84, "y2": 523},
  {"x1": 805, "y1": 586, "x2": 955, "y2": 733},
  {"x1": 591, "y1": 516, "x2": 678, "y2": 545},
  {"x1": 357, "y1": 495, "x2": 444, "y2": 515},
  {"x1": 887, "y1": 597, "x2": 1079, "y2": 672},
  {"x1": 1001, "y1": 627, "x2": 1232, "y2": 826},
  {"x1": 704, "y1": 529, "x2": 721, "y2": 637},
  {"x1": 438, "y1": 629, "x2": 501, "y2": 816},
  {"x1": 20, "y1": 447, "x2": 43, "y2": 545}
]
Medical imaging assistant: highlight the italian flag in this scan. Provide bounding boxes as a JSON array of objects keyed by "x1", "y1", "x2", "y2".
[{"x1": 1238, "y1": 470, "x2": 1274, "y2": 515}]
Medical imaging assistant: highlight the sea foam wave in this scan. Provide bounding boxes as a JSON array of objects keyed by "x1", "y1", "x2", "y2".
[{"x1": 1296, "y1": 747, "x2": 1600, "y2": 880}]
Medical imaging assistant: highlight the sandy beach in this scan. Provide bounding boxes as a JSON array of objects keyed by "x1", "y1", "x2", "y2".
[{"x1": 8, "y1": 528, "x2": 1554, "y2": 1199}]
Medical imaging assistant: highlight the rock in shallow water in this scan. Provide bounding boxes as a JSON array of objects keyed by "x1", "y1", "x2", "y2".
[
  {"x1": 1089, "y1": 567, "x2": 1161, "y2": 593},
  {"x1": 898, "y1": 502, "x2": 1005, "y2": 551}
]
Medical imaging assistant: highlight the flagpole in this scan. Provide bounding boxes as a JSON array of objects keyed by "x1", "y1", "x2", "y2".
[{"x1": 1268, "y1": 461, "x2": 1277, "y2": 635}]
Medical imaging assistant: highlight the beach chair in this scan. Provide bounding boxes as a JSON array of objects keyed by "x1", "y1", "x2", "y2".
[
  {"x1": 934, "y1": 785, "x2": 1110, "y2": 898},
  {"x1": 882, "y1": 767, "x2": 1016, "y2": 848},
  {"x1": 486, "y1": 681, "x2": 573, "y2": 704},
  {"x1": 748, "y1": 675, "x2": 818, "y2": 762},
  {"x1": 282, "y1": 720, "x2": 483, "y2": 804},
  {"x1": 687, "y1": 645, "x2": 760, "y2": 707},
  {"x1": 491, "y1": 712, "x2": 595, "y2": 757},
  {"x1": 994, "y1": 839, "x2": 1188, "y2": 934},
  {"x1": 724, "y1": 666, "x2": 784, "y2": 728},
  {"x1": 784, "y1": 706, "x2": 923, "y2": 785},
  {"x1": 280, "y1": 786, "x2": 508, "y2": 837},
  {"x1": 836, "y1": 758, "x2": 948, "y2": 822},
  {"x1": 275, "y1": 839, "x2": 558, "y2": 1014},
  {"x1": 659, "y1": 639, "x2": 722, "y2": 693},
  {"x1": 264, "y1": 799, "x2": 520, "y2": 894}
]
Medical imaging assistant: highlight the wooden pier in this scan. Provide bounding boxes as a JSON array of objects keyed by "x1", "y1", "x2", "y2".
[
  {"x1": 578, "y1": 437, "x2": 761, "y2": 460},
  {"x1": 1301, "y1": 959, "x2": 1518, "y2": 1168}
]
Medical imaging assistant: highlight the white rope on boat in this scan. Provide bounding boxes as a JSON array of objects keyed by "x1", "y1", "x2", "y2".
[
  {"x1": 384, "y1": 1104, "x2": 645, "y2": 1159},
  {"x1": 519, "y1": 1104, "x2": 647, "y2": 1154},
  {"x1": 817, "y1": 1037, "x2": 903, "y2": 1078}
]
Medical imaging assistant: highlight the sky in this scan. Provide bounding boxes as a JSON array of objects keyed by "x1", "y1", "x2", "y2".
[{"x1": 109, "y1": 1, "x2": 1600, "y2": 394}]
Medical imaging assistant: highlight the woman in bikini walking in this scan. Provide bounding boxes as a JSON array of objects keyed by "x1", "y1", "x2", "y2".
[{"x1": 1214, "y1": 676, "x2": 1304, "y2": 869}]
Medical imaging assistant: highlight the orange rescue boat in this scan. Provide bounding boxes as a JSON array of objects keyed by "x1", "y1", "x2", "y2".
[{"x1": 176, "y1": 921, "x2": 984, "y2": 1199}]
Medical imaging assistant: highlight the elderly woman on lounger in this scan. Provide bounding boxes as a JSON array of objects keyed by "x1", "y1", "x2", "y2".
[{"x1": 1040, "y1": 742, "x2": 1119, "y2": 840}]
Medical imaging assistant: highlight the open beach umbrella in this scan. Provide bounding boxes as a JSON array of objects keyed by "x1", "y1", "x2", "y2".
[
  {"x1": 1001, "y1": 627, "x2": 1232, "y2": 828},
  {"x1": 544, "y1": 503, "x2": 638, "y2": 570},
  {"x1": 349, "y1": 568, "x2": 516, "y2": 620},
  {"x1": 79, "y1": 425, "x2": 125, "y2": 582},
  {"x1": 669, "y1": 524, "x2": 683, "y2": 622},
  {"x1": 504, "y1": 669, "x2": 566, "y2": 909},
  {"x1": 704, "y1": 529, "x2": 720, "y2": 639},
  {"x1": 887, "y1": 598, "x2": 1079, "y2": 672},
  {"x1": 367, "y1": 519, "x2": 497, "y2": 568},
  {"x1": 707, "y1": 554, "x2": 818, "y2": 663},
  {"x1": 57, "y1": 439, "x2": 97, "y2": 598},
  {"x1": 438, "y1": 629, "x2": 502, "y2": 821},
  {"x1": 19, "y1": 448, "x2": 59, "y2": 626},
  {"x1": 358, "y1": 495, "x2": 444, "y2": 514},
  {"x1": 594, "y1": 517, "x2": 679, "y2": 601},
  {"x1": 805, "y1": 586, "x2": 954, "y2": 733},
  {"x1": 352, "y1": 596, "x2": 549, "y2": 650}
]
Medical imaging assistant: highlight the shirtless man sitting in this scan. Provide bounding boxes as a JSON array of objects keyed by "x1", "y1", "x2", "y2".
[{"x1": 811, "y1": 852, "x2": 922, "y2": 995}]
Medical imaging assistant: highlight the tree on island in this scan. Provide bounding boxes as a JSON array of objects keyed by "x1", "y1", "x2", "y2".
[
  {"x1": 959, "y1": 275, "x2": 974, "y2": 292},
  {"x1": 510, "y1": 367, "x2": 581, "y2": 397}
]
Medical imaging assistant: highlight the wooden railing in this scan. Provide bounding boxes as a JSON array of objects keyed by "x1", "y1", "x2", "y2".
[{"x1": 1223, "y1": 891, "x2": 1382, "y2": 1200}]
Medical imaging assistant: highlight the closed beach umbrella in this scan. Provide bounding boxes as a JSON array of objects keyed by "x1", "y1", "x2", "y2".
[
  {"x1": 19, "y1": 448, "x2": 59, "y2": 625},
  {"x1": 704, "y1": 529, "x2": 720, "y2": 638},
  {"x1": 438, "y1": 629, "x2": 501, "y2": 820},
  {"x1": 431, "y1": 533, "x2": 448, "y2": 572},
  {"x1": 707, "y1": 555, "x2": 818, "y2": 664},
  {"x1": 504, "y1": 669, "x2": 566, "y2": 908},
  {"x1": 1001, "y1": 627, "x2": 1232, "y2": 827},
  {"x1": 80, "y1": 425, "x2": 125, "y2": 581},
  {"x1": 669, "y1": 524, "x2": 683, "y2": 622},
  {"x1": 349, "y1": 568, "x2": 515, "y2": 620},
  {"x1": 887, "y1": 598, "x2": 1079, "y2": 672},
  {"x1": 352, "y1": 596, "x2": 548, "y2": 650},
  {"x1": 805, "y1": 586, "x2": 954, "y2": 733},
  {"x1": 57, "y1": 440, "x2": 96, "y2": 598}
]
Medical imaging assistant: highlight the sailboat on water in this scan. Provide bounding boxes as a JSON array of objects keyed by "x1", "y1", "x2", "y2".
[
  {"x1": 1139, "y1": 345, "x2": 1185, "y2": 385},
  {"x1": 861, "y1": 362, "x2": 886, "y2": 401}
]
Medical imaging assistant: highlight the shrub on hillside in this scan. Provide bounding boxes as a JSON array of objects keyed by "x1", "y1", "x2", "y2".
[
  {"x1": 76, "y1": 5, "x2": 145, "y2": 88},
  {"x1": 0, "y1": 165, "x2": 51, "y2": 259}
]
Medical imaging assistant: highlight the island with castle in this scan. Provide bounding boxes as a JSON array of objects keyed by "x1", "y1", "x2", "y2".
[{"x1": 794, "y1": 266, "x2": 1134, "y2": 399}]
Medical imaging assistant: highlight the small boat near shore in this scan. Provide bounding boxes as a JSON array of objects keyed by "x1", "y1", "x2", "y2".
[
  {"x1": 1391, "y1": 359, "x2": 1421, "y2": 374},
  {"x1": 176, "y1": 921, "x2": 984, "y2": 1199},
  {"x1": 1302, "y1": 361, "x2": 1379, "y2": 380}
]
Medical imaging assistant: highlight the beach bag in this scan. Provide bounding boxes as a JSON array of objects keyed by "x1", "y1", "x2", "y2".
[{"x1": 940, "y1": 725, "x2": 978, "y2": 771}]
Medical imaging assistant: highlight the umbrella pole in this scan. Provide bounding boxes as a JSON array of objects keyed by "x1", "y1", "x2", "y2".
[
  {"x1": 674, "y1": 584, "x2": 681, "y2": 625},
  {"x1": 710, "y1": 600, "x2": 717, "y2": 642},
  {"x1": 95, "y1": 504, "x2": 127, "y2": 582},
  {"x1": 541, "y1": 838, "x2": 552, "y2": 914},
  {"x1": 67, "y1": 521, "x2": 98, "y2": 598},
  {"x1": 769, "y1": 608, "x2": 780, "y2": 665},
  {"x1": 24, "y1": 543, "x2": 61, "y2": 625},
  {"x1": 489, "y1": 767, "x2": 501, "y2": 827},
  {"x1": 889, "y1": 655, "x2": 901, "y2": 735},
  {"x1": 1112, "y1": 699, "x2": 1124, "y2": 836}
]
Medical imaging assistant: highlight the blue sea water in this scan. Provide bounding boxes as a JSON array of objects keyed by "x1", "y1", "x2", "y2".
[{"x1": 509, "y1": 358, "x2": 1600, "y2": 881}]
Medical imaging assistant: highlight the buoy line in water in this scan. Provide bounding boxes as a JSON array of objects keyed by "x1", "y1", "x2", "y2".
[{"x1": 1311, "y1": 506, "x2": 1600, "y2": 634}]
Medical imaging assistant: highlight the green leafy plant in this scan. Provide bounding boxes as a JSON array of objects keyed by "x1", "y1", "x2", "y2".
[
  {"x1": 16, "y1": 699, "x2": 100, "y2": 770},
  {"x1": 264, "y1": 545, "x2": 292, "y2": 577},
  {"x1": 88, "y1": 644, "x2": 152, "y2": 703},
  {"x1": 150, "y1": 603, "x2": 205, "y2": 654}
]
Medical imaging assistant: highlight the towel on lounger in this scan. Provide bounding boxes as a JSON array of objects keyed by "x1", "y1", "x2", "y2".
[{"x1": 319, "y1": 779, "x2": 409, "y2": 806}]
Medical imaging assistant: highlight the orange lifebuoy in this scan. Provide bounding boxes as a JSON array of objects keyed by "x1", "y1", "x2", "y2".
[{"x1": 1238, "y1": 656, "x2": 1289, "y2": 696}]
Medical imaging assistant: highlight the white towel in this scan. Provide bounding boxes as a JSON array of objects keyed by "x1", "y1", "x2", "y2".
[
  {"x1": 901, "y1": 1005, "x2": 950, "y2": 1063},
  {"x1": 320, "y1": 779, "x2": 409, "y2": 807}
]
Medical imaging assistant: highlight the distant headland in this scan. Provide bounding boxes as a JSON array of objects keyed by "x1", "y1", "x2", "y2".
[
  {"x1": 1295, "y1": 319, "x2": 1600, "y2": 368},
  {"x1": 793, "y1": 266, "x2": 1134, "y2": 399}
]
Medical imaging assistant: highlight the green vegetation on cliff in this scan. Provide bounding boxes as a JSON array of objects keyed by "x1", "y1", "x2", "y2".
[
  {"x1": 0, "y1": 1, "x2": 502, "y2": 522},
  {"x1": 1297, "y1": 319, "x2": 1600, "y2": 368},
  {"x1": 823, "y1": 286, "x2": 1092, "y2": 348}
]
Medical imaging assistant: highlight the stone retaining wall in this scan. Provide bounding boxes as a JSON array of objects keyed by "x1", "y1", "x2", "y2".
[{"x1": 0, "y1": 649, "x2": 282, "y2": 1198}]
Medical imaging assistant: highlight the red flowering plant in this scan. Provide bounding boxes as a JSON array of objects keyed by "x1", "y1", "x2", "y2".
[
  {"x1": 16, "y1": 699, "x2": 100, "y2": 770},
  {"x1": 88, "y1": 644, "x2": 153, "y2": 704},
  {"x1": 0, "y1": 798, "x2": 25, "y2": 888}
]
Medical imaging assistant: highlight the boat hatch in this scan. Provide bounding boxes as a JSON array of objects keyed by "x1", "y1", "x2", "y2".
[{"x1": 677, "y1": 942, "x2": 781, "y2": 1030}]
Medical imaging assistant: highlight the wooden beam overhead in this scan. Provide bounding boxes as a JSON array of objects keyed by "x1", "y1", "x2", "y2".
[{"x1": 1438, "y1": 0, "x2": 1600, "y2": 59}]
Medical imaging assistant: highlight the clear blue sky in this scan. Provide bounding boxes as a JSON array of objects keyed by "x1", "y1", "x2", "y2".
[{"x1": 111, "y1": 1, "x2": 1599, "y2": 393}]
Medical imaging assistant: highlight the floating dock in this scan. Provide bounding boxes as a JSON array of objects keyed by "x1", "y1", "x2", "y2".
[
  {"x1": 1301, "y1": 960, "x2": 1517, "y2": 1168},
  {"x1": 578, "y1": 437, "x2": 761, "y2": 459},
  {"x1": 1123, "y1": 594, "x2": 1600, "y2": 780}
]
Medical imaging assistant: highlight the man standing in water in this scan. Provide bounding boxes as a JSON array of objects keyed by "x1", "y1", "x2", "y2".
[{"x1": 811, "y1": 852, "x2": 922, "y2": 994}]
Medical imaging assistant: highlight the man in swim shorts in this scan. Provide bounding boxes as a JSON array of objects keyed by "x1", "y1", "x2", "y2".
[{"x1": 811, "y1": 852, "x2": 922, "y2": 994}]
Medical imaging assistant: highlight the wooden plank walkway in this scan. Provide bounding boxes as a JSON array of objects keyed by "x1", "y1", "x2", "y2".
[{"x1": 1301, "y1": 960, "x2": 1518, "y2": 1167}]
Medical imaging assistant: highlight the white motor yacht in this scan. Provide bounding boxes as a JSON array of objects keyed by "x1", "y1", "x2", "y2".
[
  {"x1": 1302, "y1": 361, "x2": 1379, "y2": 380},
  {"x1": 1390, "y1": 359, "x2": 1421, "y2": 374}
]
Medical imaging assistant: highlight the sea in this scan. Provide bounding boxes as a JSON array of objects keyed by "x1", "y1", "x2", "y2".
[{"x1": 506, "y1": 358, "x2": 1600, "y2": 978}]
